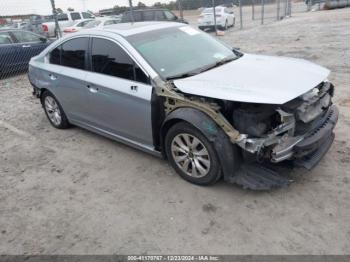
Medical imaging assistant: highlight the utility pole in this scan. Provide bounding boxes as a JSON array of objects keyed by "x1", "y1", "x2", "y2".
[
  {"x1": 128, "y1": 0, "x2": 134, "y2": 22},
  {"x1": 261, "y1": 0, "x2": 265, "y2": 25},
  {"x1": 239, "y1": 0, "x2": 243, "y2": 29},
  {"x1": 212, "y1": 0, "x2": 217, "y2": 35},
  {"x1": 178, "y1": 0, "x2": 183, "y2": 20},
  {"x1": 50, "y1": 0, "x2": 61, "y2": 38}
]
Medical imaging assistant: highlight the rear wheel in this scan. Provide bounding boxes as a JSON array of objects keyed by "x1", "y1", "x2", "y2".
[
  {"x1": 42, "y1": 91, "x2": 70, "y2": 129},
  {"x1": 165, "y1": 122, "x2": 221, "y2": 185}
]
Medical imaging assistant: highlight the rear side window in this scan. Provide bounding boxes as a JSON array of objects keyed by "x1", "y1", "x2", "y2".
[
  {"x1": 82, "y1": 12, "x2": 93, "y2": 19},
  {"x1": 155, "y1": 11, "x2": 165, "y2": 20},
  {"x1": 122, "y1": 11, "x2": 142, "y2": 22},
  {"x1": 143, "y1": 11, "x2": 155, "y2": 21},
  {"x1": 60, "y1": 38, "x2": 89, "y2": 70},
  {"x1": 11, "y1": 31, "x2": 41, "y2": 43},
  {"x1": 91, "y1": 38, "x2": 148, "y2": 83},
  {"x1": 71, "y1": 12, "x2": 81, "y2": 21},
  {"x1": 0, "y1": 32, "x2": 12, "y2": 44},
  {"x1": 104, "y1": 20, "x2": 118, "y2": 26}
]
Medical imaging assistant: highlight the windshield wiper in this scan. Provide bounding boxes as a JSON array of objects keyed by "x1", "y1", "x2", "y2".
[
  {"x1": 198, "y1": 56, "x2": 236, "y2": 74},
  {"x1": 166, "y1": 71, "x2": 201, "y2": 81},
  {"x1": 166, "y1": 56, "x2": 237, "y2": 81}
]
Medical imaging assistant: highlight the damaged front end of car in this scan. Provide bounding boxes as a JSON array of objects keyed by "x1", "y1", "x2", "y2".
[
  {"x1": 236, "y1": 81, "x2": 338, "y2": 168},
  {"x1": 156, "y1": 78, "x2": 338, "y2": 190}
]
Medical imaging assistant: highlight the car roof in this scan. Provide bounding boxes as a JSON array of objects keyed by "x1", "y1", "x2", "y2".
[
  {"x1": 94, "y1": 21, "x2": 182, "y2": 37},
  {"x1": 125, "y1": 8, "x2": 168, "y2": 12}
]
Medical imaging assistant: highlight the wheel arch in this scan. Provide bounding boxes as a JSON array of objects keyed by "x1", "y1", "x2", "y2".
[{"x1": 160, "y1": 107, "x2": 240, "y2": 181}]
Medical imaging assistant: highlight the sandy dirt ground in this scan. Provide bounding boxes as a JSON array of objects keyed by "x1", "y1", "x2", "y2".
[{"x1": 0, "y1": 7, "x2": 350, "y2": 255}]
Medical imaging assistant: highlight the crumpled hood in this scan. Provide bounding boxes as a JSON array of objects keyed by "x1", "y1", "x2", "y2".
[{"x1": 173, "y1": 54, "x2": 330, "y2": 104}]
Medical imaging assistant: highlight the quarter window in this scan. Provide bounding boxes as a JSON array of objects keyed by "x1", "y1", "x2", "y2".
[
  {"x1": 91, "y1": 38, "x2": 148, "y2": 83},
  {"x1": 60, "y1": 38, "x2": 88, "y2": 70},
  {"x1": 49, "y1": 46, "x2": 61, "y2": 65},
  {"x1": 164, "y1": 11, "x2": 176, "y2": 20}
]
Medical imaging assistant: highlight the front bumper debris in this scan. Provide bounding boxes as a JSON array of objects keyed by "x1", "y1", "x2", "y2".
[{"x1": 271, "y1": 105, "x2": 338, "y2": 163}]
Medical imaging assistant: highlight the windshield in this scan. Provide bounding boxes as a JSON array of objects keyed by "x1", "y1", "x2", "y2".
[
  {"x1": 127, "y1": 26, "x2": 237, "y2": 80},
  {"x1": 83, "y1": 20, "x2": 101, "y2": 28}
]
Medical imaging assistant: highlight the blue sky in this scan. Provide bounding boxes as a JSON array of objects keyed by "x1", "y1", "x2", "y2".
[{"x1": 1, "y1": 0, "x2": 171, "y2": 15}]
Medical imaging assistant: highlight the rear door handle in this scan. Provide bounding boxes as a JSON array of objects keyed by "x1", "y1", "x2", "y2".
[
  {"x1": 130, "y1": 85, "x2": 138, "y2": 92},
  {"x1": 49, "y1": 74, "x2": 57, "y2": 80}
]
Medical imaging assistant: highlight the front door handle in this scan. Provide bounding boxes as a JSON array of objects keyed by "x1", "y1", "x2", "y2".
[
  {"x1": 130, "y1": 85, "x2": 138, "y2": 92},
  {"x1": 49, "y1": 74, "x2": 57, "y2": 80},
  {"x1": 87, "y1": 84, "x2": 99, "y2": 93}
]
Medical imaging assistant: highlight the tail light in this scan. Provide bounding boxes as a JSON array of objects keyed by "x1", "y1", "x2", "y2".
[
  {"x1": 42, "y1": 24, "x2": 48, "y2": 32},
  {"x1": 63, "y1": 28, "x2": 77, "y2": 33}
]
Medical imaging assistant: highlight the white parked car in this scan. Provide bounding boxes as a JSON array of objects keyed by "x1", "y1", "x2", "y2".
[
  {"x1": 63, "y1": 19, "x2": 94, "y2": 35},
  {"x1": 198, "y1": 6, "x2": 235, "y2": 31},
  {"x1": 41, "y1": 11, "x2": 95, "y2": 37},
  {"x1": 82, "y1": 17, "x2": 120, "y2": 30}
]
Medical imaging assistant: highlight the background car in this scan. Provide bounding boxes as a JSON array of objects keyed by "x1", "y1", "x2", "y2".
[
  {"x1": 198, "y1": 6, "x2": 235, "y2": 31},
  {"x1": 41, "y1": 11, "x2": 95, "y2": 38},
  {"x1": 0, "y1": 29, "x2": 50, "y2": 76},
  {"x1": 121, "y1": 8, "x2": 188, "y2": 24},
  {"x1": 82, "y1": 17, "x2": 120, "y2": 29},
  {"x1": 63, "y1": 19, "x2": 94, "y2": 34}
]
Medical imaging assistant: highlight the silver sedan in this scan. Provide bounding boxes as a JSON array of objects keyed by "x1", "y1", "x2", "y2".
[{"x1": 28, "y1": 22, "x2": 338, "y2": 190}]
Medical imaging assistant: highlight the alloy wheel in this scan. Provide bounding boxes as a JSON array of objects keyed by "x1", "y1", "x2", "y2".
[{"x1": 171, "y1": 133, "x2": 211, "y2": 178}]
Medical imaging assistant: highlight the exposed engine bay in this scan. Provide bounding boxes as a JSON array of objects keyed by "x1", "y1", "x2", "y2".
[{"x1": 157, "y1": 78, "x2": 338, "y2": 168}]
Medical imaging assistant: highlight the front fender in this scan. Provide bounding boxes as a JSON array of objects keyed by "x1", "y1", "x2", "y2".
[{"x1": 161, "y1": 107, "x2": 240, "y2": 181}]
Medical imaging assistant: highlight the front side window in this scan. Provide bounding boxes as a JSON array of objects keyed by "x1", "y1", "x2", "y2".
[
  {"x1": 57, "y1": 14, "x2": 68, "y2": 21},
  {"x1": 71, "y1": 12, "x2": 81, "y2": 21},
  {"x1": 0, "y1": 32, "x2": 12, "y2": 44},
  {"x1": 11, "y1": 31, "x2": 41, "y2": 43},
  {"x1": 91, "y1": 38, "x2": 148, "y2": 83},
  {"x1": 61, "y1": 38, "x2": 88, "y2": 70},
  {"x1": 164, "y1": 11, "x2": 176, "y2": 20}
]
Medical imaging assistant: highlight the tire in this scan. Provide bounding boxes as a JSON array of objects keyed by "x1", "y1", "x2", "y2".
[
  {"x1": 165, "y1": 122, "x2": 221, "y2": 186},
  {"x1": 232, "y1": 17, "x2": 235, "y2": 27},
  {"x1": 224, "y1": 20, "x2": 228, "y2": 30},
  {"x1": 41, "y1": 90, "x2": 70, "y2": 129}
]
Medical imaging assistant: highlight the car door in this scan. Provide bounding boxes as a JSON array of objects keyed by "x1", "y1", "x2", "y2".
[
  {"x1": 44, "y1": 37, "x2": 90, "y2": 123},
  {"x1": 0, "y1": 31, "x2": 17, "y2": 73},
  {"x1": 85, "y1": 37, "x2": 153, "y2": 146},
  {"x1": 10, "y1": 30, "x2": 48, "y2": 67}
]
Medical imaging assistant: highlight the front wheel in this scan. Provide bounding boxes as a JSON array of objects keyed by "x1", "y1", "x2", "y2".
[{"x1": 165, "y1": 122, "x2": 221, "y2": 185}]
